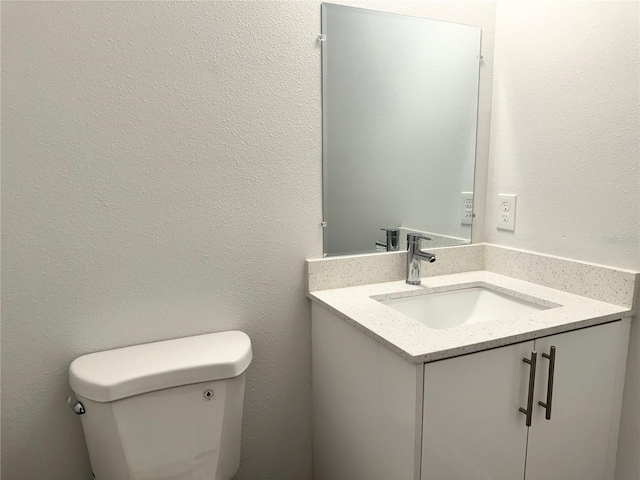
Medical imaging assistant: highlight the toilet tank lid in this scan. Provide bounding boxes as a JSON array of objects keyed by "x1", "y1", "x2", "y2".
[{"x1": 69, "y1": 331, "x2": 252, "y2": 403}]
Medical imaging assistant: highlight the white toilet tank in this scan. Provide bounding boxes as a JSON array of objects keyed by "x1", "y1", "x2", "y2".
[{"x1": 69, "y1": 331, "x2": 252, "y2": 480}]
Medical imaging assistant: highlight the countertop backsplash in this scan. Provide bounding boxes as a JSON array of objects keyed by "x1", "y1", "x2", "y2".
[{"x1": 307, "y1": 243, "x2": 638, "y2": 310}]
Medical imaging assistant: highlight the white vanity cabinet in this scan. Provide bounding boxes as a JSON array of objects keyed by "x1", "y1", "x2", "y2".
[
  {"x1": 311, "y1": 302, "x2": 631, "y2": 480},
  {"x1": 421, "y1": 339, "x2": 532, "y2": 479},
  {"x1": 421, "y1": 321, "x2": 629, "y2": 480}
]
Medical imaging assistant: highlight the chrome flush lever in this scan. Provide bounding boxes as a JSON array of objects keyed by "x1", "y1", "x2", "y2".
[{"x1": 66, "y1": 396, "x2": 85, "y2": 415}]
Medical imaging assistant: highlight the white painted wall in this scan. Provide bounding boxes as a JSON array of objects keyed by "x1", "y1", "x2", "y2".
[
  {"x1": 1, "y1": 2, "x2": 322, "y2": 479},
  {"x1": 486, "y1": 2, "x2": 640, "y2": 478},
  {"x1": 486, "y1": 1, "x2": 639, "y2": 269}
]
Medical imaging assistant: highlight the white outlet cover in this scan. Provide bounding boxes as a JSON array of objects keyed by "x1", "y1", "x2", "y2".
[
  {"x1": 497, "y1": 194, "x2": 517, "y2": 231},
  {"x1": 461, "y1": 192, "x2": 473, "y2": 225}
]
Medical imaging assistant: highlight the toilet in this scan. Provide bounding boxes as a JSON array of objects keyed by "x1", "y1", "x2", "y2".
[{"x1": 68, "y1": 330, "x2": 252, "y2": 480}]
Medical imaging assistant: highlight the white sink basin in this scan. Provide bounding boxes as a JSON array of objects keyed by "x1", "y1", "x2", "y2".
[{"x1": 379, "y1": 287, "x2": 550, "y2": 330}]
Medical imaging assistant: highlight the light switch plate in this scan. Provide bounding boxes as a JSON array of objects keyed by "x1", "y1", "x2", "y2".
[
  {"x1": 461, "y1": 192, "x2": 474, "y2": 225},
  {"x1": 497, "y1": 194, "x2": 517, "y2": 231}
]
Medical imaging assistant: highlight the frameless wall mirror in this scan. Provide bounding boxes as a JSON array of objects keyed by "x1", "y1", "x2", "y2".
[{"x1": 322, "y1": 3, "x2": 482, "y2": 257}]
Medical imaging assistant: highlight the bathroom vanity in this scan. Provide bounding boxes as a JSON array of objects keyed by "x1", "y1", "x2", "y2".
[
  {"x1": 314, "y1": 4, "x2": 639, "y2": 479},
  {"x1": 308, "y1": 245, "x2": 637, "y2": 480}
]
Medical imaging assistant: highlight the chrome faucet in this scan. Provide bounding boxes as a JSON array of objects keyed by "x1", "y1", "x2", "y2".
[
  {"x1": 406, "y1": 233, "x2": 436, "y2": 285},
  {"x1": 375, "y1": 228, "x2": 400, "y2": 252}
]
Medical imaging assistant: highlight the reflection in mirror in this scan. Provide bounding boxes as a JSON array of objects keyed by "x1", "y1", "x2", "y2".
[{"x1": 322, "y1": 4, "x2": 482, "y2": 257}]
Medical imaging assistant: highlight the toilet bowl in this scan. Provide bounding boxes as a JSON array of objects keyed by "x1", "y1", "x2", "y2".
[{"x1": 68, "y1": 330, "x2": 252, "y2": 480}]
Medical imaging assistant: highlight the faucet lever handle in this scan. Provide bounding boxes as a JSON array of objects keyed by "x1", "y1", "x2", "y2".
[{"x1": 407, "y1": 232, "x2": 432, "y2": 243}]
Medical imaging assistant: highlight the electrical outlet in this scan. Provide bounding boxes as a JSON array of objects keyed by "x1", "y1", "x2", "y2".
[
  {"x1": 497, "y1": 194, "x2": 517, "y2": 231},
  {"x1": 461, "y1": 192, "x2": 474, "y2": 225}
]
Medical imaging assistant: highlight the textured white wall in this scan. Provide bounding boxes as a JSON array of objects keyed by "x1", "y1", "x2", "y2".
[
  {"x1": 1, "y1": 2, "x2": 322, "y2": 479},
  {"x1": 486, "y1": 1, "x2": 639, "y2": 269},
  {"x1": 486, "y1": 2, "x2": 640, "y2": 478}
]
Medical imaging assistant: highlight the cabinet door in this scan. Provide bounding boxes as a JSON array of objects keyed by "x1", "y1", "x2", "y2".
[
  {"x1": 525, "y1": 321, "x2": 622, "y2": 480},
  {"x1": 421, "y1": 341, "x2": 533, "y2": 480}
]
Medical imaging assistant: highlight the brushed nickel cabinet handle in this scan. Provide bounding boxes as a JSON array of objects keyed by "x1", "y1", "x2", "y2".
[
  {"x1": 538, "y1": 346, "x2": 556, "y2": 420},
  {"x1": 519, "y1": 351, "x2": 537, "y2": 427}
]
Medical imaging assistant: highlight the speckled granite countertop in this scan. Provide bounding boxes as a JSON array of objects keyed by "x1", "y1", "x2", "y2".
[{"x1": 308, "y1": 271, "x2": 634, "y2": 364}]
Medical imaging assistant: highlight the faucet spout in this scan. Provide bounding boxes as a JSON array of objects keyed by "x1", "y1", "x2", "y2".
[
  {"x1": 413, "y1": 250, "x2": 436, "y2": 263},
  {"x1": 406, "y1": 233, "x2": 436, "y2": 285}
]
